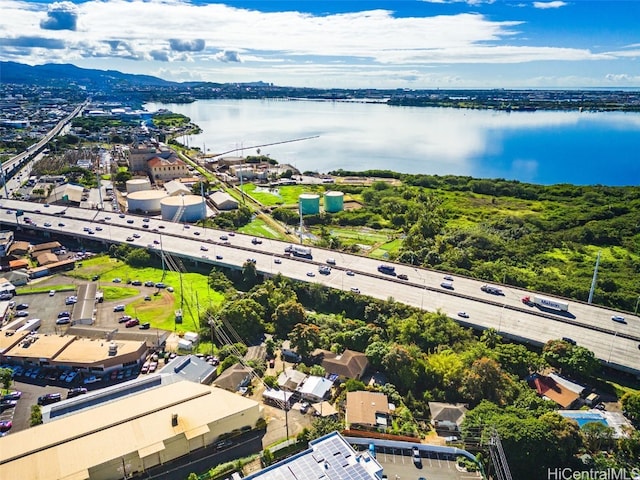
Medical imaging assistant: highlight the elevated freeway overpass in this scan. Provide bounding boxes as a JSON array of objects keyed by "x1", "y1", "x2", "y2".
[{"x1": 1, "y1": 198, "x2": 639, "y2": 377}]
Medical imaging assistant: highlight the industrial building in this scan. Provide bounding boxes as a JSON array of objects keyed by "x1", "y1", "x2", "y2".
[
  {"x1": 299, "y1": 193, "x2": 320, "y2": 215},
  {"x1": 209, "y1": 191, "x2": 238, "y2": 211},
  {"x1": 160, "y1": 194, "x2": 206, "y2": 222},
  {"x1": 125, "y1": 177, "x2": 151, "y2": 193},
  {"x1": 127, "y1": 189, "x2": 168, "y2": 214},
  {"x1": 243, "y1": 431, "x2": 382, "y2": 480},
  {"x1": 323, "y1": 191, "x2": 345, "y2": 213},
  {"x1": 0, "y1": 381, "x2": 262, "y2": 480},
  {"x1": 0, "y1": 230, "x2": 14, "y2": 257}
]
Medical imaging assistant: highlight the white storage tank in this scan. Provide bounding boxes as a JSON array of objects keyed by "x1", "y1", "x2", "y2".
[
  {"x1": 126, "y1": 178, "x2": 151, "y2": 193},
  {"x1": 127, "y1": 190, "x2": 167, "y2": 214},
  {"x1": 324, "y1": 191, "x2": 344, "y2": 213},
  {"x1": 299, "y1": 193, "x2": 320, "y2": 215},
  {"x1": 160, "y1": 194, "x2": 206, "y2": 222}
]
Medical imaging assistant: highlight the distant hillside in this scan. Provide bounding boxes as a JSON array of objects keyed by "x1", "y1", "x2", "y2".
[{"x1": 0, "y1": 61, "x2": 180, "y2": 89}]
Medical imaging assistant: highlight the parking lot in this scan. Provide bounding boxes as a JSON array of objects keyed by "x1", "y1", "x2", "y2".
[{"x1": 371, "y1": 445, "x2": 482, "y2": 480}]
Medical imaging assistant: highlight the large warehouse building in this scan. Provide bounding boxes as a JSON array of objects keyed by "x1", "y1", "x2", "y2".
[{"x1": 0, "y1": 381, "x2": 262, "y2": 480}]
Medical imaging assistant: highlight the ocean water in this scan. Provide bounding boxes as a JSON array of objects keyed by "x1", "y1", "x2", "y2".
[{"x1": 145, "y1": 99, "x2": 640, "y2": 186}]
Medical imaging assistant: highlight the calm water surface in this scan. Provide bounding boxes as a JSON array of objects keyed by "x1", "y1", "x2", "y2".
[{"x1": 145, "y1": 99, "x2": 640, "y2": 186}]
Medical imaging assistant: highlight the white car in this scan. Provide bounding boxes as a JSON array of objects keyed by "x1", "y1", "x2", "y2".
[
  {"x1": 49, "y1": 290, "x2": 55, "y2": 296},
  {"x1": 274, "y1": 258, "x2": 282, "y2": 264},
  {"x1": 611, "y1": 315, "x2": 626, "y2": 324},
  {"x1": 457, "y1": 311, "x2": 469, "y2": 318},
  {"x1": 350, "y1": 287, "x2": 361, "y2": 294}
]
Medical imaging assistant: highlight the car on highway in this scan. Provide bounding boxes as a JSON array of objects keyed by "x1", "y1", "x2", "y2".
[
  {"x1": 126, "y1": 236, "x2": 134, "y2": 242},
  {"x1": 219, "y1": 235, "x2": 228, "y2": 241},
  {"x1": 444, "y1": 275, "x2": 454, "y2": 281},
  {"x1": 200, "y1": 245, "x2": 208, "y2": 251},
  {"x1": 457, "y1": 312, "x2": 469, "y2": 318},
  {"x1": 346, "y1": 270, "x2": 355, "y2": 276},
  {"x1": 132, "y1": 233, "x2": 140, "y2": 238},
  {"x1": 44, "y1": 222, "x2": 51, "y2": 227},
  {"x1": 126, "y1": 219, "x2": 134, "y2": 224},
  {"x1": 397, "y1": 274, "x2": 409, "y2": 280},
  {"x1": 57, "y1": 222, "x2": 65, "y2": 227},
  {"x1": 350, "y1": 287, "x2": 361, "y2": 294},
  {"x1": 562, "y1": 337, "x2": 577, "y2": 345},
  {"x1": 612, "y1": 315, "x2": 626, "y2": 324},
  {"x1": 307, "y1": 272, "x2": 315, "y2": 277},
  {"x1": 274, "y1": 258, "x2": 282, "y2": 264},
  {"x1": 251, "y1": 237, "x2": 262, "y2": 244},
  {"x1": 95, "y1": 226, "x2": 103, "y2": 231},
  {"x1": 216, "y1": 255, "x2": 223, "y2": 260}
]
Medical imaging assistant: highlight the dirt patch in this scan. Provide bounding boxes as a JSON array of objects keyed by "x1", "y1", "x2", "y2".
[{"x1": 134, "y1": 291, "x2": 174, "y2": 311}]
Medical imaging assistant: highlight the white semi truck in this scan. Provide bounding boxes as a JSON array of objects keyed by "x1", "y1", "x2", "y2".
[
  {"x1": 522, "y1": 295, "x2": 569, "y2": 312},
  {"x1": 285, "y1": 245, "x2": 312, "y2": 259}
]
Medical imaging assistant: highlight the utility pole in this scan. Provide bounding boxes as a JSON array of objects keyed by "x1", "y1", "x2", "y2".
[{"x1": 588, "y1": 251, "x2": 601, "y2": 304}]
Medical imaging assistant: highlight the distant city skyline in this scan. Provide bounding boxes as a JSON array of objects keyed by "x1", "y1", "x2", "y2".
[{"x1": 2, "y1": 0, "x2": 639, "y2": 89}]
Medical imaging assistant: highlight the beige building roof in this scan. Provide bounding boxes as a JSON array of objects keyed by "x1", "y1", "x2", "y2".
[
  {"x1": 346, "y1": 391, "x2": 390, "y2": 427},
  {"x1": 4, "y1": 334, "x2": 76, "y2": 360},
  {"x1": 0, "y1": 382, "x2": 261, "y2": 480},
  {"x1": 52, "y1": 338, "x2": 146, "y2": 365},
  {"x1": 0, "y1": 330, "x2": 29, "y2": 354}
]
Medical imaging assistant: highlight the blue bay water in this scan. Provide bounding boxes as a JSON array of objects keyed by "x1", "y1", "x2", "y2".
[{"x1": 145, "y1": 100, "x2": 640, "y2": 186}]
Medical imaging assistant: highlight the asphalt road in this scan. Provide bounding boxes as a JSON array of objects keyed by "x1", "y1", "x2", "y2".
[{"x1": 1, "y1": 198, "x2": 639, "y2": 375}]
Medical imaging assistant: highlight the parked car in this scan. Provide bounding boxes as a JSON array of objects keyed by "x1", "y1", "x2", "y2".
[
  {"x1": 49, "y1": 290, "x2": 56, "y2": 296},
  {"x1": 37, "y1": 393, "x2": 61, "y2": 406},
  {"x1": 118, "y1": 315, "x2": 132, "y2": 323},
  {"x1": 113, "y1": 305, "x2": 125, "y2": 312},
  {"x1": 16, "y1": 303, "x2": 29, "y2": 310},
  {"x1": 67, "y1": 387, "x2": 87, "y2": 398},
  {"x1": 56, "y1": 317, "x2": 71, "y2": 325},
  {"x1": 139, "y1": 322, "x2": 151, "y2": 330},
  {"x1": 125, "y1": 318, "x2": 140, "y2": 328},
  {"x1": 1, "y1": 391, "x2": 21, "y2": 401},
  {"x1": 0, "y1": 400, "x2": 17, "y2": 410},
  {"x1": 144, "y1": 281, "x2": 155, "y2": 287},
  {"x1": 58, "y1": 311, "x2": 71, "y2": 318},
  {"x1": 0, "y1": 420, "x2": 12, "y2": 432},
  {"x1": 15, "y1": 311, "x2": 29, "y2": 317}
]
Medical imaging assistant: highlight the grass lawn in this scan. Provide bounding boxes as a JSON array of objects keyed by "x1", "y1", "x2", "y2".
[
  {"x1": 16, "y1": 284, "x2": 76, "y2": 295},
  {"x1": 72, "y1": 255, "x2": 225, "y2": 331},
  {"x1": 239, "y1": 217, "x2": 283, "y2": 239}
]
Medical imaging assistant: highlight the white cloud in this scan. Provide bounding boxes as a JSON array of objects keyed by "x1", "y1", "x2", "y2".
[
  {"x1": 533, "y1": 1, "x2": 567, "y2": 9},
  {"x1": 0, "y1": 0, "x2": 632, "y2": 87}
]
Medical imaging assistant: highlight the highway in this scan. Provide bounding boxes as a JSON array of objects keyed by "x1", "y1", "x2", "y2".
[{"x1": 1, "y1": 198, "x2": 639, "y2": 375}]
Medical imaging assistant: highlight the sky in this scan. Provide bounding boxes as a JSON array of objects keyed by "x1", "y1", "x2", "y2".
[{"x1": 1, "y1": 0, "x2": 639, "y2": 89}]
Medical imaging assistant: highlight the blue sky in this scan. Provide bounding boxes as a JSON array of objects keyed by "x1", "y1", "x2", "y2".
[{"x1": 1, "y1": 0, "x2": 639, "y2": 88}]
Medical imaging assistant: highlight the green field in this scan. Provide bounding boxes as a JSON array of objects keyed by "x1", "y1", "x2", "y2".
[{"x1": 70, "y1": 255, "x2": 225, "y2": 332}]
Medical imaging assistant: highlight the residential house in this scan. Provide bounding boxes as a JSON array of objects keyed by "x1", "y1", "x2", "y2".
[
  {"x1": 428, "y1": 402, "x2": 468, "y2": 432},
  {"x1": 528, "y1": 374, "x2": 581, "y2": 409},
  {"x1": 313, "y1": 349, "x2": 369, "y2": 380},
  {"x1": 277, "y1": 368, "x2": 307, "y2": 392},
  {"x1": 213, "y1": 363, "x2": 253, "y2": 393},
  {"x1": 298, "y1": 376, "x2": 333, "y2": 403},
  {"x1": 345, "y1": 391, "x2": 391, "y2": 430}
]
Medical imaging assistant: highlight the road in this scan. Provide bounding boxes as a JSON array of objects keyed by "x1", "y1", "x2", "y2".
[{"x1": 1, "y1": 198, "x2": 639, "y2": 376}]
